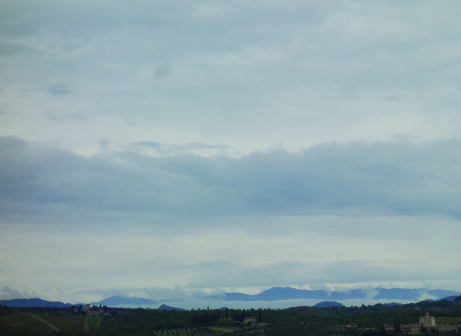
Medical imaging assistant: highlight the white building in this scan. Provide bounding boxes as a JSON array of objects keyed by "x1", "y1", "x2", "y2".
[{"x1": 244, "y1": 317, "x2": 257, "y2": 325}]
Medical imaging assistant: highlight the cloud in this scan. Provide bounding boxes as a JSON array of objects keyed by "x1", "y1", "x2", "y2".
[
  {"x1": 154, "y1": 63, "x2": 172, "y2": 79},
  {"x1": 182, "y1": 260, "x2": 461, "y2": 290},
  {"x1": 0, "y1": 41, "x2": 32, "y2": 55},
  {"x1": 2, "y1": 137, "x2": 461, "y2": 226},
  {"x1": 1, "y1": 224, "x2": 460, "y2": 302},
  {"x1": 43, "y1": 111, "x2": 85, "y2": 122},
  {"x1": 131, "y1": 141, "x2": 231, "y2": 156},
  {"x1": 416, "y1": 290, "x2": 439, "y2": 302},
  {"x1": 0, "y1": 286, "x2": 32, "y2": 300},
  {"x1": 48, "y1": 83, "x2": 72, "y2": 96},
  {"x1": 1, "y1": 1, "x2": 461, "y2": 156},
  {"x1": 1, "y1": 1, "x2": 461, "y2": 303}
]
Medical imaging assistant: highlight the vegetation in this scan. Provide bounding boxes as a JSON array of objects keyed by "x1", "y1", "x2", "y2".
[
  {"x1": 36, "y1": 314, "x2": 85, "y2": 331},
  {"x1": 1, "y1": 296, "x2": 461, "y2": 335},
  {"x1": 0, "y1": 313, "x2": 54, "y2": 334},
  {"x1": 436, "y1": 317, "x2": 461, "y2": 324},
  {"x1": 84, "y1": 315, "x2": 102, "y2": 331},
  {"x1": 288, "y1": 298, "x2": 461, "y2": 328}
]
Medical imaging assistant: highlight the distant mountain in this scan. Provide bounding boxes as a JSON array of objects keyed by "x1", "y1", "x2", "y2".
[
  {"x1": 0, "y1": 298, "x2": 72, "y2": 308},
  {"x1": 209, "y1": 287, "x2": 461, "y2": 302},
  {"x1": 441, "y1": 295, "x2": 458, "y2": 301},
  {"x1": 91, "y1": 296, "x2": 159, "y2": 307},
  {"x1": 217, "y1": 287, "x2": 367, "y2": 301},
  {"x1": 387, "y1": 303, "x2": 403, "y2": 306},
  {"x1": 158, "y1": 304, "x2": 185, "y2": 311},
  {"x1": 314, "y1": 301, "x2": 344, "y2": 308},
  {"x1": 220, "y1": 307, "x2": 229, "y2": 310},
  {"x1": 5, "y1": 287, "x2": 459, "y2": 309}
]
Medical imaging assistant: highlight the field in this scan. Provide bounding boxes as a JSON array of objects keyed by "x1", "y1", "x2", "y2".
[
  {"x1": 153, "y1": 328, "x2": 228, "y2": 336},
  {"x1": 36, "y1": 313, "x2": 85, "y2": 331},
  {"x1": 0, "y1": 313, "x2": 54, "y2": 333},
  {"x1": 154, "y1": 329, "x2": 191, "y2": 336},
  {"x1": 210, "y1": 326, "x2": 235, "y2": 333},
  {"x1": 154, "y1": 329, "x2": 196, "y2": 336},
  {"x1": 436, "y1": 317, "x2": 461, "y2": 325},
  {"x1": 85, "y1": 315, "x2": 103, "y2": 331}
]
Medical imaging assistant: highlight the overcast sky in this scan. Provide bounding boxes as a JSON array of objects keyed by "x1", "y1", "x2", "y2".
[{"x1": 1, "y1": 0, "x2": 461, "y2": 305}]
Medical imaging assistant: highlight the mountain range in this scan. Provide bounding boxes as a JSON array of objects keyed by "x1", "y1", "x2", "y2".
[
  {"x1": 209, "y1": 287, "x2": 460, "y2": 302},
  {"x1": 1, "y1": 287, "x2": 459, "y2": 308},
  {"x1": 0, "y1": 298, "x2": 73, "y2": 308},
  {"x1": 92, "y1": 295, "x2": 162, "y2": 306}
]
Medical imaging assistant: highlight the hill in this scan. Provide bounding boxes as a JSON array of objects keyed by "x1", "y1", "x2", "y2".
[
  {"x1": 314, "y1": 301, "x2": 344, "y2": 308},
  {"x1": 91, "y1": 295, "x2": 159, "y2": 307},
  {"x1": 158, "y1": 304, "x2": 185, "y2": 311},
  {"x1": 0, "y1": 298, "x2": 72, "y2": 308}
]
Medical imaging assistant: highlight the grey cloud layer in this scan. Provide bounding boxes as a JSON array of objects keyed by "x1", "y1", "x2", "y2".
[
  {"x1": 1, "y1": 137, "x2": 461, "y2": 225},
  {"x1": 1, "y1": 1, "x2": 461, "y2": 155}
]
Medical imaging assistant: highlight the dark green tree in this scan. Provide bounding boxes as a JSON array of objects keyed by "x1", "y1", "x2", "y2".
[{"x1": 393, "y1": 319, "x2": 402, "y2": 334}]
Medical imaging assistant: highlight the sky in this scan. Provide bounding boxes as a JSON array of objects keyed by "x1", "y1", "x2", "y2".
[{"x1": 1, "y1": 0, "x2": 461, "y2": 306}]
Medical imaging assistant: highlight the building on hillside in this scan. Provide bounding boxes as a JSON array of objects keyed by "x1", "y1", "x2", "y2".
[
  {"x1": 419, "y1": 312, "x2": 435, "y2": 327},
  {"x1": 434, "y1": 324, "x2": 459, "y2": 332},
  {"x1": 401, "y1": 324, "x2": 420, "y2": 334},
  {"x1": 346, "y1": 323, "x2": 357, "y2": 328},
  {"x1": 383, "y1": 325, "x2": 394, "y2": 331},
  {"x1": 244, "y1": 317, "x2": 257, "y2": 324}
]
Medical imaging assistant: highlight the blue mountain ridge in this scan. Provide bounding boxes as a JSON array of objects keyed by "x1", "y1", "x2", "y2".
[
  {"x1": 218, "y1": 287, "x2": 367, "y2": 301},
  {"x1": 90, "y1": 295, "x2": 161, "y2": 307},
  {"x1": 0, "y1": 298, "x2": 73, "y2": 308},
  {"x1": 314, "y1": 301, "x2": 344, "y2": 308},
  {"x1": 215, "y1": 287, "x2": 460, "y2": 302},
  {"x1": 158, "y1": 304, "x2": 185, "y2": 311},
  {"x1": 1, "y1": 287, "x2": 459, "y2": 308}
]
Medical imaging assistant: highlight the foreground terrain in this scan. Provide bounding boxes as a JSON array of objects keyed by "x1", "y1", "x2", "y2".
[{"x1": 1, "y1": 296, "x2": 461, "y2": 335}]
